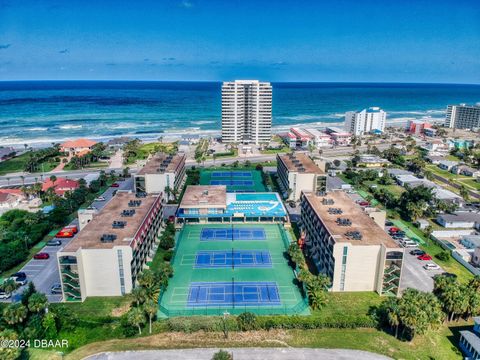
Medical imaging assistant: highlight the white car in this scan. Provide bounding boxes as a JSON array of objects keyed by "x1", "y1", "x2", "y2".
[
  {"x1": 94, "y1": 196, "x2": 106, "y2": 201},
  {"x1": 0, "y1": 291, "x2": 11, "y2": 300},
  {"x1": 424, "y1": 263, "x2": 440, "y2": 271}
]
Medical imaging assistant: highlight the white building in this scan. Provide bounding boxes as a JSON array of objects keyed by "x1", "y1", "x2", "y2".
[
  {"x1": 445, "y1": 103, "x2": 480, "y2": 129},
  {"x1": 344, "y1": 107, "x2": 386, "y2": 136},
  {"x1": 221, "y1": 80, "x2": 272, "y2": 145}
]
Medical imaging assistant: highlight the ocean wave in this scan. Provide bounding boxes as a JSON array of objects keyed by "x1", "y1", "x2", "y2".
[
  {"x1": 26, "y1": 127, "x2": 48, "y2": 131},
  {"x1": 58, "y1": 124, "x2": 83, "y2": 130}
]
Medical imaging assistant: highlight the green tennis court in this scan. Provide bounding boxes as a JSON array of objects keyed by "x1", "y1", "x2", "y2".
[
  {"x1": 159, "y1": 223, "x2": 309, "y2": 317},
  {"x1": 199, "y1": 169, "x2": 267, "y2": 192}
]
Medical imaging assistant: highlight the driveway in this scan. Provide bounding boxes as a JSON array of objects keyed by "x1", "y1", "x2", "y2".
[
  {"x1": 86, "y1": 348, "x2": 392, "y2": 360},
  {"x1": 1, "y1": 177, "x2": 134, "y2": 303},
  {"x1": 400, "y1": 249, "x2": 444, "y2": 293}
]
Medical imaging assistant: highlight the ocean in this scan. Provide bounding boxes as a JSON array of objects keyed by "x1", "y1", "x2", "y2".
[{"x1": 0, "y1": 81, "x2": 479, "y2": 147}]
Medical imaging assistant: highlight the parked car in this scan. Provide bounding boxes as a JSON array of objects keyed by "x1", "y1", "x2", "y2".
[
  {"x1": 51, "y1": 284, "x2": 62, "y2": 294},
  {"x1": 410, "y1": 249, "x2": 426, "y2": 256},
  {"x1": 401, "y1": 240, "x2": 417, "y2": 248},
  {"x1": 389, "y1": 227, "x2": 401, "y2": 233},
  {"x1": 56, "y1": 230, "x2": 74, "y2": 238},
  {"x1": 33, "y1": 252, "x2": 50, "y2": 260},
  {"x1": 418, "y1": 254, "x2": 433, "y2": 261},
  {"x1": 424, "y1": 263, "x2": 441, "y2": 270},
  {"x1": 385, "y1": 221, "x2": 394, "y2": 226},
  {"x1": 441, "y1": 272, "x2": 458, "y2": 278},
  {"x1": 10, "y1": 272, "x2": 27, "y2": 285},
  {"x1": 46, "y1": 240, "x2": 62, "y2": 246},
  {"x1": 63, "y1": 225, "x2": 78, "y2": 233},
  {"x1": 95, "y1": 196, "x2": 106, "y2": 201},
  {"x1": 0, "y1": 291, "x2": 11, "y2": 300},
  {"x1": 110, "y1": 183, "x2": 120, "y2": 188},
  {"x1": 357, "y1": 201, "x2": 370, "y2": 207}
]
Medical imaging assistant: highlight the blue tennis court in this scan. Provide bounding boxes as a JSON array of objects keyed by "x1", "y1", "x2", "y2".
[
  {"x1": 210, "y1": 180, "x2": 255, "y2": 186},
  {"x1": 187, "y1": 281, "x2": 281, "y2": 307},
  {"x1": 211, "y1": 171, "x2": 252, "y2": 178},
  {"x1": 195, "y1": 250, "x2": 272, "y2": 268},
  {"x1": 200, "y1": 227, "x2": 266, "y2": 241}
]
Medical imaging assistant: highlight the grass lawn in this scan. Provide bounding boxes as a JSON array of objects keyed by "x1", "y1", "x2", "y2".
[
  {"x1": 0, "y1": 152, "x2": 60, "y2": 176},
  {"x1": 58, "y1": 323, "x2": 467, "y2": 360},
  {"x1": 54, "y1": 295, "x2": 132, "y2": 319},
  {"x1": 125, "y1": 142, "x2": 178, "y2": 164},
  {"x1": 458, "y1": 178, "x2": 480, "y2": 191},
  {"x1": 260, "y1": 146, "x2": 290, "y2": 154},
  {"x1": 425, "y1": 164, "x2": 469, "y2": 181},
  {"x1": 311, "y1": 292, "x2": 382, "y2": 320}
]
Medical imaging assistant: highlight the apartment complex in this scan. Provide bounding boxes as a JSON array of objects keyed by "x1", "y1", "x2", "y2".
[
  {"x1": 300, "y1": 191, "x2": 403, "y2": 295},
  {"x1": 57, "y1": 191, "x2": 163, "y2": 301},
  {"x1": 344, "y1": 107, "x2": 386, "y2": 136},
  {"x1": 445, "y1": 103, "x2": 480, "y2": 129},
  {"x1": 221, "y1": 80, "x2": 272, "y2": 145},
  {"x1": 276, "y1": 153, "x2": 327, "y2": 202},
  {"x1": 134, "y1": 153, "x2": 186, "y2": 201}
]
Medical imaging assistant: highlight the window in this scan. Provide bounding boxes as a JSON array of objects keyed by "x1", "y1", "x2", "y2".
[
  {"x1": 339, "y1": 246, "x2": 348, "y2": 291},
  {"x1": 117, "y1": 250, "x2": 126, "y2": 295}
]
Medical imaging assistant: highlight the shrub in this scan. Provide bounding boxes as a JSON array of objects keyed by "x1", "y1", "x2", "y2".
[
  {"x1": 237, "y1": 312, "x2": 257, "y2": 331},
  {"x1": 160, "y1": 234, "x2": 175, "y2": 250},
  {"x1": 212, "y1": 350, "x2": 233, "y2": 360},
  {"x1": 435, "y1": 251, "x2": 450, "y2": 262},
  {"x1": 163, "y1": 250, "x2": 173, "y2": 262}
]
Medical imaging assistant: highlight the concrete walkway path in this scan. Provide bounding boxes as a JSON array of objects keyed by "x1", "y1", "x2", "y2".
[{"x1": 85, "y1": 348, "x2": 392, "y2": 360}]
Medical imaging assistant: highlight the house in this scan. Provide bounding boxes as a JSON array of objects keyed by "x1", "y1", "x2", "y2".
[
  {"x1": 42, "y1": 177, "x2": 80, "y2": 196},
  {"x1": 325, "y1": 127, "x2": 352, "y2": 146},
  {"x1": 436, "y1": 211, "x2": 480, "y2": 229},
  {"x1": 438, "y1": 160, "x2": 459, "y2": 171},
  {"x1": 448, "y1": 139, "x2": 474, "y2": 150},
  {"x1": 0, "y1": 192, "x2": 22, "y2": 214},
  {"x1": 356, "y1": 154, "x2": 390, "y2": 168},
  {"x1": 406, "y1": 120, "x2": 432, "y2": 135},
  {"x1": 395, "y1": 174, "x2": 425, "y2": 187},
  {"x1": 460, "y1": 235, "x2": 480, "y2": 250},
  {"x1": 423, "y1": 128, "x2": 437, "y2": 137},
  {"x1": 422, "y1": 139, "x2": 449, "y2": 152},
  {"x1": 451, "y1": 164, "x2": 480, "y2": 177},
  {"x1": 459, "y1": 317, "x2": 480, "y2": 359},
  {"x1": 425, "y1": 155, "x2": 445, "y2": 165},
  {"x1": 304, "y1": 128, "x2": 333, "y2": 148},
  {"x1": 386, "y1": 168, "x2": 414, "y2": 178},
  {"x1": 416, "y1": 219, "x2": 430, "y2": 230},
  {"x1": 60, "y1": 138, "x2": 97, "y2": 156}
]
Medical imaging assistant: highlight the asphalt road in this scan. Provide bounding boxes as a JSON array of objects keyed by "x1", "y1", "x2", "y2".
[
  {"x1": 430, "y1": 173, "x2": 480, "y2": 200},
  {"x1": 86, "y1": 348, "x2": 392, "y2": 360},
  {"x1": 1, "y1": 177, "x2": 134, "y2": 303}
]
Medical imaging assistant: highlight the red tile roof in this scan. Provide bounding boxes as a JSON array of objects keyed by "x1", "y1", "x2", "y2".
[
  {"x1": 42, "y1": 177, "x2": 80, "y2": 195},
  {"x1": 60, "y1": 138, "x2": 97, "y2": 149}
]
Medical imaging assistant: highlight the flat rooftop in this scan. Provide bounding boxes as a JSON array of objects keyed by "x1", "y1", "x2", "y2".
[
  {"x1": 278, "y1": 153, "x2": 324, "y2": 174},
  {"x1": 303, "y1": 191, "x2": 398, "y2": 248},
  {"x1": 62, "y1": 191, "x2": 159, "y2": 252},
  {"x1": 137, "y1": 153, "x2": 185, "y2": 176},
  {"x1": 180, "y1": 185, "x2": 227, "y2": 208}
]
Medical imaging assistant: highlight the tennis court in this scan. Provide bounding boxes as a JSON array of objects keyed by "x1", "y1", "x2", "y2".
[
  {"x1": 200, "y1": 227, "x2": 266, "y2": 241},
  {"x1": 159, "y1": 223, "x2": 309, "y2": 317},
  {"x1": 194, "y1": 250, "x2": 272, "y2": 268},
  {"x1": 199, "y1": 169, "x2": 266, "y2": 192},
  {"x1": 187, "y1": 281, "x2": 280, "y2": 307}
]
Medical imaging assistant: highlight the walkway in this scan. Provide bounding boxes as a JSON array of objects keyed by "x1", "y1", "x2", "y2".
[{"x1": 86, "y1": 348, "x2": 392, "y2": 360}]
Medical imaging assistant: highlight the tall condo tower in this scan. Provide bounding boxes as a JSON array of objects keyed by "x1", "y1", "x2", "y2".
[
  {"x1": 344, "y1": 107, "x2": 386, "y2": 136},
  {"x1": 445, "y1": 103, "x2": 480, "y2": 129},
  {"x1": 221, "y1": 80, "x2": 272, "y2": 145}
]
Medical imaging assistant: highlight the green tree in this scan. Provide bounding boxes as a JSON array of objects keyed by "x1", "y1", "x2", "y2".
[
  {"x1": 0, "y1": 329, "x2": 22, "y2": 360},
  {"x1": 1, "y1": 279, "x2": 19, "y2": 303},
  {"x1": 3, "y1": 303, "x2": 28, "y2": 327},
  {"x1": 42, "y1": 312, "x2": 58, "y2": 339},
  {"x1": 28, "y1": 293, "x2": 48, "y2": 313},
  {"x1": 143, "y1": 300, "x2": 157, "y2": 334},
  {"x1": 459, "y1": 185, "x2": 470, "y2": 201},
  {"x1": 237, "y1": 312, "x2": 257, "y2": 331},
  {"x1": 127, "y1": 307, "x2": 146, "y2": 335},
  {"x1": 131, "y1": 286, "x2": 147, "y2": 306}
]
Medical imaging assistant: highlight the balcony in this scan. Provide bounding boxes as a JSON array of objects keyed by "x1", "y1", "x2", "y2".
[
  {"x1": 63, "y1": 278, "x2": 80, "y2": 289},
  {"x1": 62, "y1": 269, "x2": 79, "y2": 279},
  {"x1": 384, "y1": 264, "x2": 400, "y2": 275},
  {"x1": 59, "y1": 257, "x2": 77, "y2": 265}
]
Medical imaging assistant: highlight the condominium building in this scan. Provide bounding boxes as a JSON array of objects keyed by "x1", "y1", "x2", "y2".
[
  {"x1": 344, "y1": 107, "x2": 386, "y2": 136},
  {"x1": 300, "y1": 190, "x2": 403, "y2": 295},
  {"x1": 57, "y1": 191, "x2": 163, "y2": 301},
  {"x1": 445, "y1": 103, "x2": 480, "y2": 129},
  {"x1": 276, "y1": 153, "x2": 327, "y2": 202},
  {"x1": 221, "y1": 80, "x2": 272, "y2": 145},
  {"x1": 134, "y1": 153, "x2": 186, "y2": 201}
]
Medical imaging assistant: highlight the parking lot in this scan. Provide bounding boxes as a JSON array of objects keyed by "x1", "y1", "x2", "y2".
[{"x1": 1, "y1": 177, "x2": 133, "y2": 303}]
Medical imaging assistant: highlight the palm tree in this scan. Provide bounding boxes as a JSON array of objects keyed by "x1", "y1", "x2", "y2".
[
  {"x1": 131, "y1": 286, "x2": 147, "y2": 306},
  {"x1": 20, "y1": 175, "x2": 25, "y2": 186},
  {"x1": 127, "y1": 307, "x2": 146, "y2": 335},
  {"x1": 459, "y1": 185, "x2": 469, "y2": 201},
  {"x1": 143, "y1": 300, "x2": 157, "y2": 334},
  {"x1": 28, "y1": 293, "x2": 48, "y2": 313},
  {"x1": 384, "y1": 297, "x2": 401, "y2": 338},
  {"x1": 1, "y1": 279, "x2": 19, "y2": 303},
  {"x1": 3, "y1": 303, "x2": 28, "y2": 326},
  {"x1": 49, "y1": 175, "x2": 57, "y2": 187},
  {"x1": 308, "y1": 290, "x2": 327, "y2": 310}
]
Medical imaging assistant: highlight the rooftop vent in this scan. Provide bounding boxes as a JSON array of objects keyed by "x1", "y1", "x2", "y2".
[
  {"x1": 112, "y1": 220, "x2": 127, "y2": 229},
  {"x1": 128, "y1": 200, "x2": 142, "y2": 207},
  {"x1": 136, "y1": 192, "x2": 147, "y2": 198},
  {"x1": 345, "y1": 231, "x2": 362, "y2": 240},
  {"x1": 336, "y1": 218, "x2": 352, "y2": 226},
  {"x1": 100, "y1": 234, "x2": 117, "y2": 242},
  {"x1": 328, "y1": 207, "x2": 343, "y2": 214},
  {"x1": 322, "y1": 198, "x2": 334, "y2": 205},
  {"x1": 122, "y1": 209, "x2": 136, "y2": 217},
  {"x1": 202, "y1": 190, "x2": 209, "y2": 196}
]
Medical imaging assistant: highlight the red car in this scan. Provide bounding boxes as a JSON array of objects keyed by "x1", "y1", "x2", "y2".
[
  {"x1": 389, "y1": 227, "x2": 401, "y2": 233},
  {"x1": 63, "y1": 225, "x2": 78, "y2": 233},
  {"x1": 358, "y1": 201, "x2": 370, "y2": 207},
  {"x1": 34, "y1": 252, "x2": 50, "y2": 260},
  {"x1": 418, "y1": 254, "x2": 432, "y2": 261},
  {"x1": 110, "y1": 183, "x2": 120, "y2": 188},
  {"x1": 56, "y1": 230, "x2": 74, "y2": 238}
]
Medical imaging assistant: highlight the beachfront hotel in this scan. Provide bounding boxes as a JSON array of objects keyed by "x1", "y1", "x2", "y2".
[
  {"x1": 445, "y1": 103, "x2": 480, "y2": 129},
  {"x1": 344, "y1": 107, "x2": 386, "y2": 136},
  {"x1": 176, "y1": 185, "x2": 288, "y2": 224},
  {"x1": 300, "y1": 190, "x2": 403, "y2": 295},
  {"x1": 57, "y1": 191, "x2": 163, "y2": 301},
  {"x1": 276, "y1": 152, "x2": 327, "y2": 202},
  {"x1": 221, "y1": 80, "x2": 272, "y2": 145},
  {"x1": 133, "y1": 152, "x2": 186, "y2": 201}
]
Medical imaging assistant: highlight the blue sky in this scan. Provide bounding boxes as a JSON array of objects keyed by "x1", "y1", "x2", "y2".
[{"x1": 0, "y1": 0, "x2": 479, "y2": 83}]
